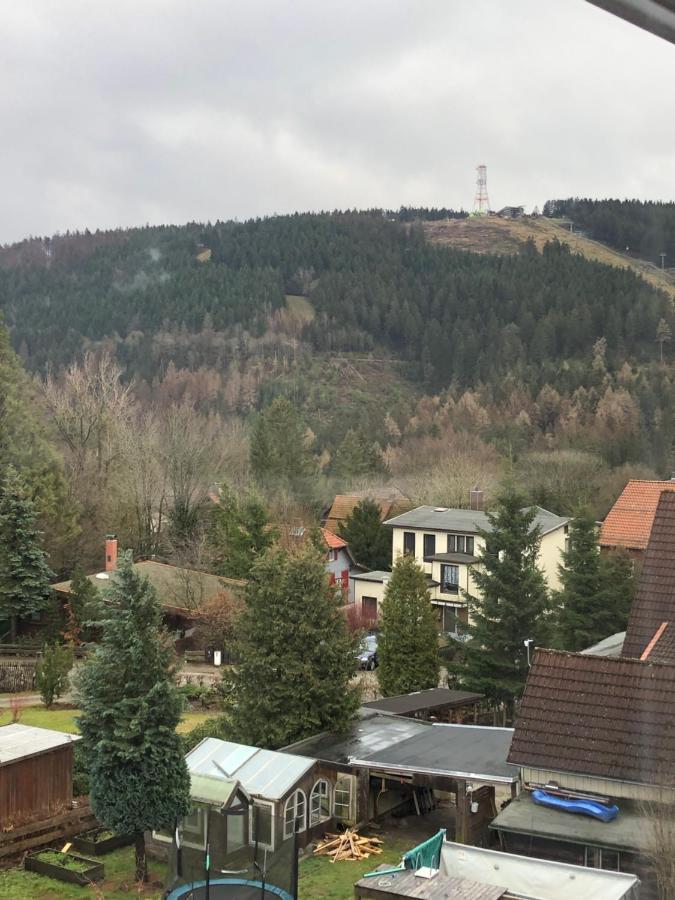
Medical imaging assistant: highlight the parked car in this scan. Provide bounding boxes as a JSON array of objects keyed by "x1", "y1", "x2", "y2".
[{"x1": 356, "y1": 634, "x2": 378, "y2": 670}]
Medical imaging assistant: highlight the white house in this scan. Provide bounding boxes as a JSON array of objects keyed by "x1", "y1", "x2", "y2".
[{"x1": 352, "y1": 504, "x2": 568, "y2": 634}]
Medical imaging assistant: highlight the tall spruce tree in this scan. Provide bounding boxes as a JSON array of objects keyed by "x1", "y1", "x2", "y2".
[
  {"x1": 598, "y1": 549, "x2": 635, "y2": 636},
  {"x1": 207, "y1": 487, "x2": 275, "y2": 579},
  {"x1": 229, "y1": 543, "x2": 360, "y2": 748},
  {"x1": 338, "y1": 498, "x2": 392, "y2": 570},
  {"x1": 0, "y1": 465, "x2": 54, "y2": 640},
  {"x1": 333, "y1": 430, "x2": 384, "y2": 479},
  {"x1": 555, "y1": 510, "x2": 603, "y2": 650},
  {"x1": 76, "y1": 553, "x2": 190, "y2": 883},
  {"x1": 378, "y1": 554, "x2": 439, "y2": 697},
  {"x1": 249, "y1": 397, "x2": 315, "y2": 492},
  {"x1": 67, "y1": 564, "x2": 101, "y2": 643},
  {"x1": 461, "y1": 489, "x2": 550, "y2": 714}
]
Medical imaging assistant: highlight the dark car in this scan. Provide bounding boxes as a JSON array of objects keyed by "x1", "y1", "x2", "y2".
[{"x1": 356, "y1": 634, "x2": 378, "y2": 670}]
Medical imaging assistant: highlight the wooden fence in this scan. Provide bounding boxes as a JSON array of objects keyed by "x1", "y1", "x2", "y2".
[
  {"x1": 0, "y1": 660, "x2": 36, "y2": 692},
  {"x1": 0, "y1": 802, "x2": 97, "y2": 860}
]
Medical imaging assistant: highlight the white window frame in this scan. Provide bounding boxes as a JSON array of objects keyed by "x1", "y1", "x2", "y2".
[
  {"x1": 333, "y1": 774, "x2": 356, "y2": 823},
  {"x1": 309, "y1": 779, "x2": 331, "y2": 827},
  {"x1": 249, "y1": 799, "x2": 275, "y2": 851},
  {"x1": 283, "y1": 789, "x2": 306, "y2": 839}
]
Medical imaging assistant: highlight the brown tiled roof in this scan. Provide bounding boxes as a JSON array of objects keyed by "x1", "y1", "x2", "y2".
[
  {"x1": 622, "y1": 491, "x2": 675, "y2": 659},
  {"x1": 508, "y1": 648, "x2": 675, "y2": 786},
  {"x1": 599, "y1": 479, "x2": 675, "y2": 551},
  {"x1": 642, "y1": 622, "x2": 675, "y2": 664},
  {"x1": 322, "y1": 528, "x2": 347, "y2": 550},
  {"x1": 324, "y1": 490, "x2": 410, "y2": 531}
]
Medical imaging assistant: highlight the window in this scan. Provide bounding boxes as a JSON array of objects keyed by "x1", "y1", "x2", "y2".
[
  {"x1": 403, "y1": 531, "x2": 416, "y2": 555},
  {"x1": 466, "y1": 536, "x2": 474, "y2": 556},
  {"x1": 423, "y1": 534, "x2": 436, "y2": 558},
  {"x1": 438, "y1": 605, "x2": 458, "y2": 634},
  {"x1": 456, "y1": 535, "x2": 465, "y2": 553},
  {"x1": 227, "y1": 814, "x2": 246, "y2": 853},
  {"x1": 441, "y1": 564, "x2": 459, "y2": 594},
  {"x1": 447, "y1": 534, "x2": 456, "y2": 553},
  {"x1": 283, "y1": 789, "x2": 306, "y2": 839},
  {"x1": 250, "y1": 800, "x2": 274, "y2": 850},
  {"x1": 333, "y1": 774, "x2": 356, "y2": 822},
  {"x1": 309, "y1": 780, "x2": 331, "y2": 827},
  {"x1": 153, "y1": 803, "x2": 208, "y2": 850}
]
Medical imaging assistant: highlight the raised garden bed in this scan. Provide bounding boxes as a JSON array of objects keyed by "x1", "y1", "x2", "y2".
[
  {"x1": 25, "y1": 849, "x2": 104, "y2": 885},
  {"x1": 72, "y1": 827, "x2": 134, "y2": 856}
]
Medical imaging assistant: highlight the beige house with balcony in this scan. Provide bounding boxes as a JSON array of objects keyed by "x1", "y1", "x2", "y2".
[{"x1": 352, "y1": 505, "x2": 568, "y2": 634}]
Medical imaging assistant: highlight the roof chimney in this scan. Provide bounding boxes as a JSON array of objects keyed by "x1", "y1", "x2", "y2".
[
  {"x1": 469, "y1": 485, "x2": 484, "y2": 511},
  {"x1": 105, "y1": 534, "x2": 118, "y2": 572}
]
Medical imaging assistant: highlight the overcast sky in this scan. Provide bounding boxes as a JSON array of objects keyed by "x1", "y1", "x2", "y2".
[{"x1": 1, "y1": 1, "x2": 673, "y2": 244}]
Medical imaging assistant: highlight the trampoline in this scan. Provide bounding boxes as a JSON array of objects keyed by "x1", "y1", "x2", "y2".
[{"x1": 166, "y1": 878, "x2": 294, "y2": 900}]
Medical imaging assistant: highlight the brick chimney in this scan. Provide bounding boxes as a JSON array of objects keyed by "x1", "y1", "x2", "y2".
[
  {"x1": 105, "y1": 534, "x2": 118, "y2": 572},
  {"x1": 469, "y1": 485, "x2": 484, "y2": 511}
]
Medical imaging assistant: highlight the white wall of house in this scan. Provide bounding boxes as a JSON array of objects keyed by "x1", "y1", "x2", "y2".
[{"x1": 326, "y1": 547, "x2": 355, "y2": 601}]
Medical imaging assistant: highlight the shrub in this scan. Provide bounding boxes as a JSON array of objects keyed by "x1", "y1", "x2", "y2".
[{"x1": 36, "y1": 643, "x2": 73, "y2": 708}]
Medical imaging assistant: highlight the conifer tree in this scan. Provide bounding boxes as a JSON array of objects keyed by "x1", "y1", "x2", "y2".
[
  {"x1": 229, "y1": 543, "x2": 360, "y2": 748},
  {"x1": 333, "y1": 429, "x2": 384, "y2": 479},
  {"x1": 250, "y1": 397, "x2": 315, "y2": 492},
  {"x1": 207, "y1": 487, "x2": 275, "y2": 579},
  {"x1": 378, "y1": 554, "x2": 439, "y2": 697},
  {"x1": 598, "y1": 549, "x2": 635, "y2": 635},
  {"x1": 555, "y1": 510, "x2": 602, "y2": 650},
  {"x1": 67, "y1": 565, "x2": 100, "y2": 643},
  {"x1": 0, "y1": 465, "x2": 54, "y2": 640},
  {"x1": 76, "y1": 553, "x2": 190, "y2": 883},
  {"x1": 461, "y1": 489, "x2": 550, "y2": 714},
  {"x1": 338, "y1": 498, "x2": 392, "y2": 570}
]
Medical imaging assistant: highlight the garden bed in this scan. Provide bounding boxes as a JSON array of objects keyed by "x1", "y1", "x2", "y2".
[
  {"x1": 25, "y1": 849, "x2": 104, "y2": 885},
  {"x1": 72, "y1": 827, "x2": 134, "y2": 856}
]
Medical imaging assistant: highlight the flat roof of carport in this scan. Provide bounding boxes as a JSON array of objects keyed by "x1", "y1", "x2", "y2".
[{"x1": 349, "y1": 723, "x2": 517, "y2": 785}]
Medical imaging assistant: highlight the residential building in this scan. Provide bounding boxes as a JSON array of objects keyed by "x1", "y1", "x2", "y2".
[
  {"x1": 323, "y1": 487, "x2": 410, "y2": 534},
  {"x1": 352, "y1": 503, "x2": 568, "y2": 634},
  {"x1": 599, "y1": 477, "x2": 675, "y2": 559},
  {"x1": 493, "y1": 647, "x2": 675, "y2": 888},
  {"x1": 275, "y1": 525, "x2": 361, "y2": 601},
  {"x1": 622, "y1": 489, "x2": 675, "y2": 660},
  {"x1": 50, "y1": 536, "x2": 243, "y2": 640}
]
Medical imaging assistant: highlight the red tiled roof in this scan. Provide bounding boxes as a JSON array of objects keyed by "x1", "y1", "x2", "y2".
[
  {"x1": 322, "y1": 528, "x2": 347, "y2": 550},
  {"x1": 599, "y1": 479, "x2": 675, "y2": 551},
  {"x1": 508, "y1": 648, "x2": 675, "y2": 786},
  {"x1": 622, "y1": 491, "x2": 675, "y2": 659}
]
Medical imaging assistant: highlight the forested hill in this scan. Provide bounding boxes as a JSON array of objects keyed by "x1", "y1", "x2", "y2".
[
  {"x1": 0, "y1": 211, "x2": 672, "y2": 394},
  {"x1": 544, "y1": 198, "x2": 675, "y2": 267}
]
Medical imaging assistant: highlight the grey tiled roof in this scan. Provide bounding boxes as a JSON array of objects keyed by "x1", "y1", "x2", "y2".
[{"x1": 384, "y1": 506, "x2": 567, "y2": 536}]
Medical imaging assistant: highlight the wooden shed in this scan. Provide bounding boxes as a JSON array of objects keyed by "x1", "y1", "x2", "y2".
[{"x1": 0, "y1": 724, "x2": 80, "y2": 828}]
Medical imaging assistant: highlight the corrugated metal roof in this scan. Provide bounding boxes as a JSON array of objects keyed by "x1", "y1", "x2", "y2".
[
  {"x1": 0, "y1": 724, "x2": 80, "y2": 766},
  {"x1": 186, "y1": 738, "x2": 315, "y2": 801}
]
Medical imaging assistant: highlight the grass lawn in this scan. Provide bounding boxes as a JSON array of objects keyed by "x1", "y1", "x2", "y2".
[
  {"x1": 297, "y1": 832, "x2": 410, "y2": 900},
  {"x1": 0, "y1": 706, "x2": 211, "y2": 735},
  {"x1": 0, "y1": 846, "x2": 166, "y2": 899}
]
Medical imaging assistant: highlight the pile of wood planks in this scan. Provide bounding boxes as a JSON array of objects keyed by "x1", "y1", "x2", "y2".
[{"x1": 314, "y1": 829, "x2": 384, "y2": 862}]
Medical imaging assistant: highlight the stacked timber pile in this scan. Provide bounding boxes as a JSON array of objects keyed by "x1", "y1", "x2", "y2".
[{"x1": 314, "y1": 829, "x2": 383, "y2": 862}]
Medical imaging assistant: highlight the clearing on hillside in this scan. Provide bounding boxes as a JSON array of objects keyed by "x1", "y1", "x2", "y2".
[{"x1": 424, "y1": 216, "x2": 675, "y2": 301}]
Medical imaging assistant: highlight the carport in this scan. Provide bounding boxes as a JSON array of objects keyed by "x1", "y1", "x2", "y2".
[{"x1": 348, "y1": 723, "x2": 518, "y2": 844}]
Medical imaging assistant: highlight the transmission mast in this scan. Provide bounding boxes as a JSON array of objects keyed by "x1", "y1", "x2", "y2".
[{"x1": 473, "y1": 164, "x2": 490, "y2": 216}]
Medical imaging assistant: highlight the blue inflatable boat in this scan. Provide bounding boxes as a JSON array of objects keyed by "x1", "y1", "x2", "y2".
[{"x1": 532, "y1": 789, "x2": 619, "y2": 823}]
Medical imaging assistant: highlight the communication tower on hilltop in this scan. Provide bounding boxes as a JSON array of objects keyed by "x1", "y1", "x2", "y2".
[{"x1": 473, "y1": 164, "x2": 490, "y2": 216}]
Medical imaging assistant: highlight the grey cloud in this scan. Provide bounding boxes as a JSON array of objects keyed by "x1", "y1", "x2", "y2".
[{"x1": 1, "y1": 0, "x2": 673, "y2": 243}]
